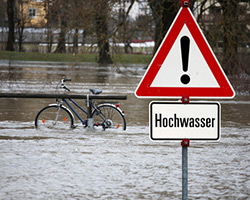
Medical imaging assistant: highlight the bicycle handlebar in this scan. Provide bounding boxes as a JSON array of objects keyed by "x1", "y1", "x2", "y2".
[
  {"x1": 63, "y1": 78, "x2": 71, "y2": 82},
  {"x1": 60, "y1": 78, "x2": 71, "y2": 91}
]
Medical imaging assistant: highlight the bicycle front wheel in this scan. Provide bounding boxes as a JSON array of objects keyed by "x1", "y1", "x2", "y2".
[
  {"x1": 35, "y1": 105, "x2": 74, "y2": 130},
  {"x1": 92, "y1": 104, "x2": 126, "y2": 131}
]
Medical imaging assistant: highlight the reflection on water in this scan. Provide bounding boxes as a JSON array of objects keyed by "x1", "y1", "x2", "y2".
[{"x1": 0, "y1": 60, "x2": 249, "y2": 199}]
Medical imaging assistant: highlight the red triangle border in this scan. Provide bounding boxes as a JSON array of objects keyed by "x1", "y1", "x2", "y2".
[{"x1": 135, "y1": 7, "x2": 235, "y2": 98}]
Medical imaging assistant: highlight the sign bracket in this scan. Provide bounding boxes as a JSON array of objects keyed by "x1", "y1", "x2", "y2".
[{"x1": 181, "y1": 95, "x2": 189, "y2": 104}]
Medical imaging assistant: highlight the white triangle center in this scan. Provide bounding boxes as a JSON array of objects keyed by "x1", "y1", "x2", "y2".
[{"x1": 150, "y1": 24, "x2": 219, "y2": 88}]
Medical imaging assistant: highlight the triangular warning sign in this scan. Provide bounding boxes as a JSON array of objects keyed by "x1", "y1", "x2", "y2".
[{"x1": 135, "y1": 6, "x2": 235, "y2": 98}]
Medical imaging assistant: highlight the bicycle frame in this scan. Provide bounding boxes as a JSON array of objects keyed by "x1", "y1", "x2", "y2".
[
  {"x1": 61, "y1": 98, "x2": 105, "y2": 126},
  {"x1": 63, "y1": 98, "x2": 87, "y2": 125}
]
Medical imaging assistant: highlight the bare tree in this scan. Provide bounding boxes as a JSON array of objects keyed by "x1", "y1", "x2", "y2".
[
  {"x1": 6, "y1": 0, "x2": 15, "y2": 51},
  {"x1": 54, "y1": 0, "x2": 71, "y2": 53},
  {"x1": 198, "y1": 0, "x2": 249, "y2": 75},
  {"x1": 44, "y1": 0, "x2": 54, "y2": 53},
  {"x1": 112, "y1": 0, "x2": 135, "y2": 54},
  {"x1": 94, "y1": 0, "x2": 113, "y2": 64},
  {"x1": 148, "y1": 0, "x2": 179, "y2": 54},
  {"x1": 67, "y1": 0, "x2": 85, "y2": 54},
  {"x1": 218, "y1": 0, "x2": 243, "y2": 75},
  {"x1": 16, "y1": 0, "x2": 31, "y2": 52},
  {"x1": 148, "y1": 0, "x2": 249, "y2": 75},
  {"x1": 73, "y1": 28, "x2": 78, "y2": 54}
]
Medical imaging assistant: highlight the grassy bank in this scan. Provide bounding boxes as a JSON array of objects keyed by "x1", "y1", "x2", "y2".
[{"x1": 0, "y1": 51, "x2": 152, "y2": 64}]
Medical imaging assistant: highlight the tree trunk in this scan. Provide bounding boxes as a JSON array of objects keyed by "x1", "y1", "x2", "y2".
[
  {"x1": 16, "y1": 0, "x2": 25, "y2": 52},
  {"x1": 44, "y1": 0, "x2": 53, "y2": 53},
  {"x1": 46, "y1": 27, "x2": 53, "y2": 53},
  {"x1": 54, "y1": 0, "x2": 67, "y2": 54},
  {"x1": 148, "y1": 1, "x2": 163, "y2": 54},
  {"x1": 73, "y1": 28, "x2": 78, "y2": 54},
  {"x1": 55, "y1": 17, "x2": 67, "y2": 53},
  {"x1": 6, "y1": 0, "x2": 15, "y2": 51},
  {"x1": 95, "y1": 1, "x2": 113, "y2": 64},
  {"x1": 149, "y1": 0, "x2": 178, "y2": 54},
  {"x1": 17, "y1": 22, "x2": 24, "y2": 52},
  {"x1": 219, "y1": 0, "x2": 241, "y2": 75}
]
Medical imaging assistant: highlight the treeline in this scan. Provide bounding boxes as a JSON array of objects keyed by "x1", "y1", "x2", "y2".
[{"x1": 2, "y1": 0, "x2": 250, "y2": 74}]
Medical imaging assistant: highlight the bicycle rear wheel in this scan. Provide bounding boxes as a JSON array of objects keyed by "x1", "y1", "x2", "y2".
[
  {"x1": 92, "y1": 104, "x2": 126, "y2": 131},
  {"x1": 35, "y1": 105, "x2": 74, "y2": 130}
]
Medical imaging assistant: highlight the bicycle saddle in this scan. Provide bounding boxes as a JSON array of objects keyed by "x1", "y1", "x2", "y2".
[{"x1": 89, "y1": 89, "x2": 102, "y2": 95}]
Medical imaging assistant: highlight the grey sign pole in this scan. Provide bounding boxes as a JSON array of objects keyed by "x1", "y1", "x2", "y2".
[
  {"x1": 181, "y1": 95, "x2": 189, "y2": 200},
  {"x1": 181, "y1": 139, "x2": 189, "y2": 200}
]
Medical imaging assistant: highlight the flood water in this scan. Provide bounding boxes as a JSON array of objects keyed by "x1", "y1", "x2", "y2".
[{"x1": 0, "y1": 60, "x2": 249, "y2": 199}]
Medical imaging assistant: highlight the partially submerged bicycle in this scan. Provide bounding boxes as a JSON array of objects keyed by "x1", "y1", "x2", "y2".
[{"x1": 35, "y1": 78, "x2": 126, "y2": 131}]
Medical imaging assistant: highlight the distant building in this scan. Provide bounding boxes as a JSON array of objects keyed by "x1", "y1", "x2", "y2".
[
  {"x1": 1, "y1": 0, "x2": 46, "y2": 28},
  {"x1": 16, "y1": 0, "x2": 47, "y2": 28}
]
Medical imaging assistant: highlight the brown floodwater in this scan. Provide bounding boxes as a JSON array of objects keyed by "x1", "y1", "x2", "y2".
[{"x1": 0, "y1": 60, "x2": 249, "y2": 199}]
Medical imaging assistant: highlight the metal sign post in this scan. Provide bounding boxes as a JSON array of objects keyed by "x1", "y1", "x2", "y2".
[
  {"x1": 181, "y1": 95, "x2": 189, "y2": 200},
  {"x1": 181, "y1": 139, "x2": 189, "y2": 200}
]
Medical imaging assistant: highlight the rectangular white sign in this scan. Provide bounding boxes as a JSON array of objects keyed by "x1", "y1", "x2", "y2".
[{"x1": 150, "y1": 102, "x2": 220, "y2": 141}]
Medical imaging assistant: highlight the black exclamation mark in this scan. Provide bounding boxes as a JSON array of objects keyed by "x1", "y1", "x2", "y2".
[{"x1": 180, "y1": 36, "x2": 190, "y2": 84}]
